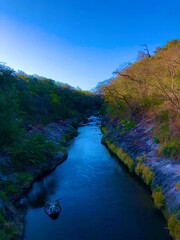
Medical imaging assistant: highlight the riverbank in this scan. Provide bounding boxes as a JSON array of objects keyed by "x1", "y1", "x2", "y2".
[
  {"x1": 25, "y1": 115, "x2": 169, "y2": 240},
  {"x1": 0, "y1": 118, "x2": 79, "y2": 240},
  {"x1": 101, "y1": 115, "x2": 180, "y2": 240}
]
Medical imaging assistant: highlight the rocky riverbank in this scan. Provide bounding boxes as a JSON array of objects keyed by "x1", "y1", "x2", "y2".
[
  {"x1": 101, "y1": 116, "x2": 180, "y2": 240},
  {"x1": 0, "y1": 118, "x2": 79, "y2": 240}
]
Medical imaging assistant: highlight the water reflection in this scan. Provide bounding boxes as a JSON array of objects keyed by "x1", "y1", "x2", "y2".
[{"x1": 28, "y1": 176, "x2": 57, "y2": 208}]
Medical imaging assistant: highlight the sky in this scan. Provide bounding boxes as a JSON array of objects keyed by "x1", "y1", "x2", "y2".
[{"x1": 0, "y1": 0, "x2": 179, "y2": 90}]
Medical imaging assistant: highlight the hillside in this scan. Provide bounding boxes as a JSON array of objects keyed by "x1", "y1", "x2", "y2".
[
  {"x1": 100, "y1": 40, "x2": 180, "y2": 239},
  {"x1": 0, "y1": 64, "x2": 102, "y2": 239},
  {"x1": 101, "y1": 40, "x2": 180, "y2": 159}
]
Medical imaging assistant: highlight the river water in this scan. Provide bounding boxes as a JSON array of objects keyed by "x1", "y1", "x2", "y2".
[{"x1": 24, "y1": 118, "x2": 170, "y2": 240}]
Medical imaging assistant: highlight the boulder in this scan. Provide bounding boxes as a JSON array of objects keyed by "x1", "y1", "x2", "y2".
[{"x1": 44, "y1": 200, "x2": 61, "y2": 220}]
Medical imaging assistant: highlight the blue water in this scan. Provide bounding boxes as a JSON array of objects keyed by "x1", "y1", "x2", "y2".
[{"x1": 24, "y1": 120, "x2": 170, "y2": 240}]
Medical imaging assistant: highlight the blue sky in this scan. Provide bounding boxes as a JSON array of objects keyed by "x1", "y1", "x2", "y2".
[{"x1": 0, "y1": 0, "x2": 179, "y2": 90}]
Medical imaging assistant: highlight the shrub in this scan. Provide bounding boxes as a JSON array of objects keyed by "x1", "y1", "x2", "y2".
[
  {"x1": 101, "y1": 127, "x2": 107, "y2": 134},
  {"x1": 120, "y1": 119, "x2": 137, "y2": 133},
  {"x1": 160, "y1": 140, "x2": 180, "y2": 158},
  {"x1": 168, "y1": 215, "x2": 180, "y2": 240},
  {"x1": 16, "y1": 172, "x2": 33, "y2": 186},
  {"x1": 153, "y1": 136, "x2": 160, "y2": 144},
  {"x1": 8, "y1": 134, "x2": 58, "y2": 166},
  {"x1": 152, "y1": 187, "x2": 164, "y2": 209},
  {"x1": 6, "y1": 184, "x2": 19, "y2": 195},
  {"x1": 155, "y1": 110, "x2": 169, "y2": 123}
]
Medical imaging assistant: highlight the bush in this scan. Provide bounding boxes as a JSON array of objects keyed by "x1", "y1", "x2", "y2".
[
  {"x1": 120, "y1": 119, "x2": 137, "y2": 133},
  {"x1": 6, "y1": 184, "x2": 19, "y2": 195},
  {"x1": 8, "y1": 134, "x2": 58, "y2": 166},
  {"x1": 101, "y1": 127, "x2": 107, "y2": 134},
  {"x1": 16, "y1": 172, "x2": 33, "y2": 186},
  {"x1": 153, "y1": 136, "x2": 160, "y2": 144},
  {"x1": 168, "y1": 215, "x2": 180, "y2": 240},
  {"x1": 152, "y1": 187, "x2": 164, "y2": 209},
  {"x1": 155, "y1": 110, "x2": 169, "y2": 123},
  {"x1": 160, "y1": 140, "x2": 180, "y2": 158}
]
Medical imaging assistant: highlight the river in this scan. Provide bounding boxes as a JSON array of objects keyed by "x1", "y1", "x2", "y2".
[{"x1": 24, "y1": 117, "x2": 170, "y2": 240}]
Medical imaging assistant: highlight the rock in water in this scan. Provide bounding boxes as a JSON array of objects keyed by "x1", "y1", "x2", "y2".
[{"x1": 44, "y1": 200, "x2": 62, "y2": 220}]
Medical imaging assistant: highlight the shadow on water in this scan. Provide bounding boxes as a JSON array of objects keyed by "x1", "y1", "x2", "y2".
[
  {"x1": 25, "y1": 118, "x2": 171, "y2": 240},
  {"x1": 28, "y1": 176, "x2": 58, "y2": 208},
  {"x1": 107, "y1": 146, "x2": 170, "y2": 228}
]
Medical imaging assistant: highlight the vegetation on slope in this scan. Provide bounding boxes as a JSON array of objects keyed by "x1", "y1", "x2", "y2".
[
  {"x1": 0, "y1": 63, "x2": 102, "y2": 150},
  {"x1": 0, "y1": 63, "x2": 102, "y2": 239},
  {"x1": 101, "y1": 40, "x2": 180, "y2": 159}
]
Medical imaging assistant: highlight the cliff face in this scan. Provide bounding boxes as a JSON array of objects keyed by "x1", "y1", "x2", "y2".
[{"x1": 101, "y1": 116, "x2": 180, "y2": 238}]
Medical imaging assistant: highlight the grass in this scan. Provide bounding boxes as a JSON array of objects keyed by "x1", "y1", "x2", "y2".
[
  {"x1": 167, "y1": 215, "x2": 180, "y2": 240},
  {"x1": 105, "y1": 140, "x2": 134, "y2": 172},
  {"x1": 135, "y1": 161, "x2": 154, "y2": 186},
  {"x1": 152, "y1": 187, "x2": 165, "y2": 209}
]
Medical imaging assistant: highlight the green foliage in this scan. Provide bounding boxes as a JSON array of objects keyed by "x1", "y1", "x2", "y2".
[
  {"x1": 0, "y1": 221, "x2": 19, "y2": 240},
  {"x1": 8, "y1": 134, "x2": 58, "y2": 165},
  {"x1": 16, "y1": 172, "x2": 33, "y2": 186},
  {"x1": 101, "y1": 40, "x2": 180, "y2": 159},
  {"x1": 141, "y1": 95, "x2": 163, "y2": 109},
  {"x1": 160, "y1": 140, "x2": 180, "y2": 158},
  {"x1": 0, "y1": 88, "x2": 24, "y2": 149},
  {"x1": 152, "y1": 187, "x2": 165, "y2": 209},
  {"x1": 176, "y1": 183, "x2": 180, "y2": 190},
  {"x1": 0, "y1": 180, "x2": 18, "y2": 198},
  {"x1": 0, "y1": 230, "x2": 6, "y2": 240},
  {"x1": 155, "y1": 110, "x2": 169, "y2": 123},
  {"x1": 154, "y1": 110, "x2": 180, "y2": 158},
  {"x1": 0, "y1": 63, "x2": 102, "y2": 240},
  {"x1": 120, "y1": 119, "x2": 137, "y2": 133},
  {"x1": 0, "y1": 63, "x2": 102, "y2": 128},
  {"x1": 159, "y1": 123, "x2": 170, "y2": 141},
  {"x1": 167, "y1": 215, "x2": 180, "y2": 240},
  {"x1": 0, "y1": 213, "x2": 5, "y2": 224},
  {"x1": 135, "y1": 161, "x2": 154, "y2": 185},
  {"x1": 6, "y1": 184, "x2": 19, "y2": 195},
  {"x1": 101, "y1": 127, "x2": 108, "y2": 134},
  {"x1": 0, "y1": 191, "x2": 7, "y2": 201},
  {"x1": 153, "y1": 136, "x2": 160, "y2": 144},
  {"x1": 50, "y1": 93, "x2": 60, "y2": 105}
]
